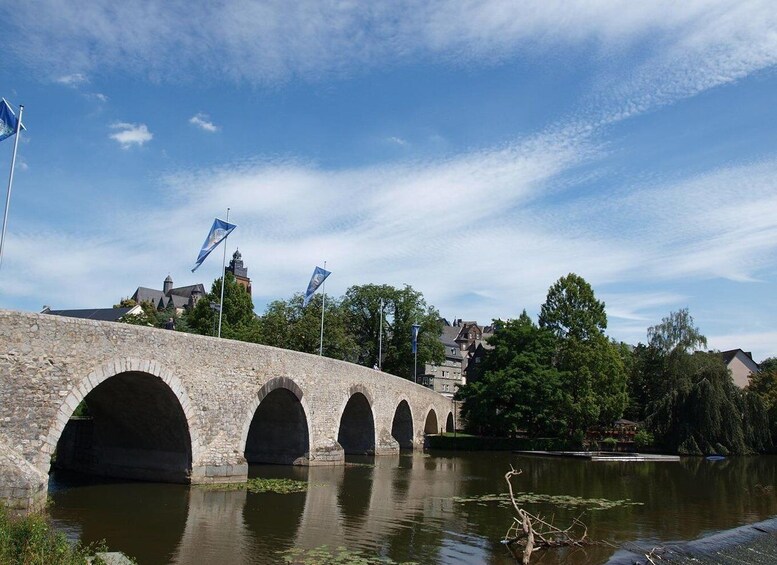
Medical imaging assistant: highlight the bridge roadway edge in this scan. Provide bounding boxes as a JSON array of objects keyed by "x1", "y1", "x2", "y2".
[{"x1": 0, "y1": 309, "x2": 455, "y2": 512}]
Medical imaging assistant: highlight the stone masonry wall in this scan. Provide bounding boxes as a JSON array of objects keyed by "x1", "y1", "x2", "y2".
[{"x1": 0, "y1": 309, "x2": 454, "y2": 511}]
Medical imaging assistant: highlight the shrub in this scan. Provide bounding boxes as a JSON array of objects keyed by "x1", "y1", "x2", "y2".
[
  {"x1": 633, "y1": 429, "x2": 654, "y2": 450},
  {"x1": 601, "y1": 437, "x2": 618, "y2": 451},
  {"x1": 0, "y1": 504, "x2": 110, "y2": 565}
]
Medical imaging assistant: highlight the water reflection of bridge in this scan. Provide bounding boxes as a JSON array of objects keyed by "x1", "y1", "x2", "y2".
[{"x1": 171, "y1": 453, "x2": 480, "y2": 564}]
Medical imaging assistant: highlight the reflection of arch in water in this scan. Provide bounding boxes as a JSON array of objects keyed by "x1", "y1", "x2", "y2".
[
  {"x1": 48, "y1": 480, "x2": 190, "y2": 564},
  {"x1": 391, "y1": 399, "x2": 414, "y2": 450},
  {"x1": 241, "y1": 472, "x2": 308, "y2": 558},
  {"x1": 243, "y1": 378, "x2": 310, "y2": 465},
  {"x1": 424, "y1": 408, "x2": 439, "y2": 435},
  {"x1": 337, "y1": 464, "x2": 375, "y2": 527},
  {"x1": 445, "y1": 412, "x2": 454, "y2": 433},
  {"x1": 338, "y1": 386, "x2": 375, "y2": 455},
  {"x1": 52, "y1": 366, "x2": 194, "y2": 483}
]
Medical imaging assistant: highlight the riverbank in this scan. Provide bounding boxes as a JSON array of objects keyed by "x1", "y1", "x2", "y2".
[
  {"x1": 0, "y1": 504, "x2": 134, "y2": 564},
  {"x1": 607, "y1": 516, "x2": 777, "y2": 564},
  {"x1": 427, "y1": 433, "x2": 574, "y2": 451}
]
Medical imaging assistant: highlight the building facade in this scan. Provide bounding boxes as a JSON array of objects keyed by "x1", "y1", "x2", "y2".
[{"x1": 424, "y1": 319, "x2": 495, "y2": 398}]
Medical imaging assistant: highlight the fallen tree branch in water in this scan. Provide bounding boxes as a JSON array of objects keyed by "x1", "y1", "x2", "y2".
[{"x1": 502, "y1": 466, "x2": 595, "y2": 564}]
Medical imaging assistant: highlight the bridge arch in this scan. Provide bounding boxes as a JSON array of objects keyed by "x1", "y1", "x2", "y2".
[
  {"x1": 47, "y1": 358, "x2": 198, "y2": 482},
  {"x1": 337, "y1": 385, "x2": 376, "y2": 456},
  {"x1": 424, "y1": 407, "x2": 439, "y2": 435},
  {"x1": 391, "y1": 398, "x2": 414, "y2": 449},
  {"x1": 446, "y1": 411, "x2": 455, "y2": 433},
  {"x1": 242, "y1": 377, "x2": 311, "y2": 465}
]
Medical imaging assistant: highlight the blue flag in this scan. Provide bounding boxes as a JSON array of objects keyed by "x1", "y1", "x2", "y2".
[
  {"x1": 411, "y1": 324, "x2": 421, "y2": 354},
  {"x1": 303, "y1": 266, "x2": 331, "y2": 307},
  {"x1": 0, "y1": 99, "x2": 24, "y2": 142},
  {"x1": 191, "y1": 218, "x2": 237, "y2": 272}
]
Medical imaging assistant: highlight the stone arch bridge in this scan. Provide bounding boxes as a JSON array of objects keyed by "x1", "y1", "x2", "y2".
[{"x1": 0, "y1": 310, "x2": 455, "y2": 512}]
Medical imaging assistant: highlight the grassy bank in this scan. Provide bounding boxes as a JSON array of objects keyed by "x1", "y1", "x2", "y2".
[
  {"x1": 0, "y1": 504, "x2": 117, "y2": 565},
  {"x1": 427, "y1": 433, "x2": 576, "y2": 451}
]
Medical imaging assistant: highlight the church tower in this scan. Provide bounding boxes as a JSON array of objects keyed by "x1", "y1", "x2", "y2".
[
  {"x1": 163, "y1": 274, "x2": 173, "y2": 295},
  {"x1": 226, "y1": 249, "x2": 252, "y2": 296}
]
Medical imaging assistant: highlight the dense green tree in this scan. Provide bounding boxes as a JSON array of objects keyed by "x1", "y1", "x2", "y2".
[
  {"x1": 625, "y1": 343, "x2": 664, "y2": 421},
  {"x1": 639, "y1": 310, "x2": 771, "y2": 454},
  {"x1": 186, "y1": 273, "x2": 262, "y2": 342},
  {"x1": 456, "y1": 312, "x2": 565, "y2": 437},
  {"x1": 538, "y1": 273, "x2": 607, "y2": 341},
  {"x1": 342, "y1": 284, "x2": 443, "y2": 379},
  {"x1": 647, "y1": 351, "x2": 770, "y2": 454},
  {"x1": 538, "y1": 274, "x2": 627, "y2": 436},
  {"x1": 258, "y1": 293, "x2": 359, "y2": 360},
  {"x1": 647, "y1": 308, "x2": 707, "y2": 354},
  {"x1": 746, "y1": 357, "x2": 777, "y2": 446}
]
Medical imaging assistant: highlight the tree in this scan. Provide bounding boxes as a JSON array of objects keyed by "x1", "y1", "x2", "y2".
[
  {"x1": 647, "y1": 308, "x2": 707, "y2": 354},
  {"x1": 116, "y1": 299, "x2": 173, "y2": 328},
  {"x1": 456, "y1": 312, "x2": 565, "y2": 437},
  {"x1": 538, "y1": 274, "x2": 627, "y2": 436},
  {"x1": 639, "y1": 310, "x2": 771, "y2": 454},
  {"x1": 746, "y1": 357, "x2": 777, "y2": 447},
  {"x1": 258, "y1": 293, "x2": 359, "y2": 360},
  {"x1": 647, "y1": 352, "x2": 770, "y2": 454},
  {"x1": 342, "y1": 284, "x2": 443, "y2": 379},
  {"x1": 538, "y1": 273, "x2": 606, "y2": 341},
  {"x1": 625, "y1": 343, "x2": 664, "y2": 422},
  {"x1": 186, "y1": 273, "x2": 262, "y2": 342}
]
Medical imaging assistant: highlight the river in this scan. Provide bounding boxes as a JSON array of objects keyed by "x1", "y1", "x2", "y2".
[{"x1": 47, "y1": 451, "x2": 777, "y2": 564}]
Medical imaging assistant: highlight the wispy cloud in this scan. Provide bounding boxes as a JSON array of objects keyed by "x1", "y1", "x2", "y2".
[
  {"x1": 6, "y1": 1, "x2": 775, "y2": 90},
  {"x1": 3, "y1": 138, "x2": 777, "y2": 357},
  {"x1": 55, "y1": 73, "x2": 88, "y2": 87},
  {"x1": 2, "y1": 0, "x2": 776, "y2": 363},
  {"x1": 109, "y1": 122, "x2": 152, "y2": 148},
  {"x1": 708, "y1": 332, "x2": 777, "y2": 364},
  {"x1": 189, "y1": 113, "x2": 219, "y2": 133}
]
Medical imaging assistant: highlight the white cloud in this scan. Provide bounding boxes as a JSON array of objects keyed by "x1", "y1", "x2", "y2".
[
  {"x1": 189, "y1": 113, "x2": 219, "y2": 133},
  {"x1": 707, "y1": 332, "x2": 777, "y2": 365},
  {"x1": 55, "y1": 73, "x2": 88, "y2": 86},
  {"x1": 91, "y1": 93, "x2": 108, "y2": 103},
  {"x1": 109, "y1": 122, "x2": 152, "y2": 148},
  {"x1": 2, "y1": 131, "x2": 776, "y2": 356},
  {"x1": 387, "y1": 136, "x2": 407, "y2": 146},
  {"x1": 6, "y1": 1, "x2": 775, "y2": 92}
]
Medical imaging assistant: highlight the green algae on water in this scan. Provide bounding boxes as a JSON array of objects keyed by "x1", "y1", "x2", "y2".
[
  {"x1": 449, "y1": 492, "x2": 643, "y2": 510},
  {"x1": 197, "y1": 477, "x2": 310, "y2": 494},
  {"x1": 279, "y1": 545, "x2": 418, "y2": 564}
]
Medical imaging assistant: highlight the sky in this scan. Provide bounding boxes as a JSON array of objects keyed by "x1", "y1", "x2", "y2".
[{"x1": 0, "y1": 1, "x2": 776, "y2": 361}]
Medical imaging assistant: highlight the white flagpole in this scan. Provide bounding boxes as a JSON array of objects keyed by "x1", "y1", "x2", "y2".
[
  {"x1": 378, "y1": 298, "x2": 383, "y2": 370},
  {"x1": 217, "y1": 207, "x2": 230, "y2": 338},
  {"x1": 319, "y1": 260, "x2": 327, "y2": 356},
  {"x1": 0, "y1": 104, "x2": 24, "y2": 271}
]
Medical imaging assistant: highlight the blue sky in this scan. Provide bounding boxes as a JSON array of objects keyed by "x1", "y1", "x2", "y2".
[{"x1": 1, "y1": 1, "x2": 776, "y2": 360}]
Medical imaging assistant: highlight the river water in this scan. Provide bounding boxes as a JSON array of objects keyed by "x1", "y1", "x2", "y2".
[{"x1": 47, "y1": 451, "x2": 777, "y2": 564}]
